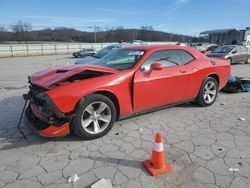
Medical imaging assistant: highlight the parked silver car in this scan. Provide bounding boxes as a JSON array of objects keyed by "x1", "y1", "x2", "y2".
[
  {"x1": 72, "y1": 48, "x2": 96, "y2": 58},
  {"x1": 206, "y1": 45, "x2": 249, "y2": 64},
  {"x1": 194, "y1": 43, "x2": 218, "y2": 53}
]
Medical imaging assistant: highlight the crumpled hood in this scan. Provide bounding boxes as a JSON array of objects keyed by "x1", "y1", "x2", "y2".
[{"x1": 29, "y1": 65, "x2": 119, "y2": 89}]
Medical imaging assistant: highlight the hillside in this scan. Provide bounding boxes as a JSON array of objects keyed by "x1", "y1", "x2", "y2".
[{"x1": 0, "y1": 28, "x2": 196, "y2": 43}]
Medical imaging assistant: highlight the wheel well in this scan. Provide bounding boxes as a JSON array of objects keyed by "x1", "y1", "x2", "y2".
[
  {"x1": 92, "y1": 91, "x2": 120, "y2": 120},
  {"x1": 208, "y1": 74, "x2": 220, "y2": 85}
]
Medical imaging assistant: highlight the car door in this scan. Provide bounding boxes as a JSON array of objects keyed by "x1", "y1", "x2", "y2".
[
  {"x1": 240, "y1": 46, "x2": 248, "y2": 62},
  {"x1": 231, "y1": 46, "x2": 241, "y2": 63},
  {"x1": 133, "y1": 50, "x2": 190, "y2": 113}
]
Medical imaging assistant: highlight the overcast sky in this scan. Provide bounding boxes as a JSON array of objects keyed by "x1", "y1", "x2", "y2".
[{"x1": 0, "y1": 0, "x2": 250, "y2": 36}]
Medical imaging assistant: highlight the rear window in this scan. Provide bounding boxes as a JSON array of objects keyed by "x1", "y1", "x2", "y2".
[{"x1": 178, "y1": 50, "x2": 195, "y2": 64}]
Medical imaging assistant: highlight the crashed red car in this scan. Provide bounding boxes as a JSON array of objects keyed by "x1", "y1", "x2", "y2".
[{"x1": 25, "y1": 45, "x2": 231, "y2": 139}]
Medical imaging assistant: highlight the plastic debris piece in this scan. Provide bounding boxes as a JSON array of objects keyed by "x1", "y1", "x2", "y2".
[
  {"x1": 68, "y1": 174, "x2": 79, "y2": 183},
  {"x1": 220, "y1": 103, "x2": 226, "y2": 106},
  {"x1": 238, "y1": 162, "x2": 243, "y2": 166},
  {"x1": 228, "y1": 168, "x2": 239, "y2": 172},
  {"x1": 91, "y1": 178, "x2": 112, "y2": 188},
  {"x1": 238, "y1": 117, "x2": 246, "y2": 121},
  {"x1": 138, "y1": 128, "x2": 143, "y2": 131}
]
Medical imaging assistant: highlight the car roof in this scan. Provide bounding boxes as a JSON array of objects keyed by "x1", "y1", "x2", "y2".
[
  {"x1": 105, "y1": 44, "x2": 123, "y2": 48},
  {"x1": 122, "y1": 45, "x2": 207, "y2": 59},
  {"x1": 107, "y1": 43, "x2": 140, "y2": 48},
  {"x1": 220, "y1": 45, "x2": 238, "y2": 48},
  {"x1": 122, "y1": 45, "x2": 194, "y2": 51}
]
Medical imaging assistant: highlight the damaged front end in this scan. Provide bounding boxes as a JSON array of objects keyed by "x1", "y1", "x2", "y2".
[
  {"x1": 22, "y1": 65, "x2": 117, "y2": 138},
  {"x1": 25, "y1": 84, "x2": 71, "y2": 137}
]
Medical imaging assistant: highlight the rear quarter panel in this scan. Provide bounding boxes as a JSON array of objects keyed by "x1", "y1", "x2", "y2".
[{"x1": 185, "y1": 56, "x2": 231, "y2": 100}]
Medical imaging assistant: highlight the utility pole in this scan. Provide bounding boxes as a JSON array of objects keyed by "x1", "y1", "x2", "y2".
[
  {"x1": 89, "y1": 25, "x2": 100, "y2": 43},
  {"x1": 132, "y1": 30, "x2": 137, "y2": 41}
]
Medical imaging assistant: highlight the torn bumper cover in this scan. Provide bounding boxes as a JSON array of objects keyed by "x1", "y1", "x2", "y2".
[{"x1": 24, "y1": 89, "x2": 71, "y2": 137}]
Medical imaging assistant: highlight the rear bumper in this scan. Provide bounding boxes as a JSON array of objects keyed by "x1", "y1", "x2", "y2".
[{"x1": 25, "y1": 104, "x2": 70, "y2": 138}]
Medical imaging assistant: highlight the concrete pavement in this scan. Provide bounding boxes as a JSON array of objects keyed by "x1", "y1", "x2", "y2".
[{"x1": 0, "y1": 55, "x2": 249, "y2": 188}]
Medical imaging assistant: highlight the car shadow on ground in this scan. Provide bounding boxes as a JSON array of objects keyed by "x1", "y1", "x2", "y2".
[
  {"x1": 0, "y1": 93, "x2": 216, "y2": 151},
  {"x1": 80, "y1": 155, "x2": 147, "y2": 188},
  {"x1": 0, "y1": 95, "x2": 148, "y2": 178},
  {"x1": 0, "y1": 95, "x2": 87, "y2": 151},
  {"x1": 0, "y1": 93, "x2": 210, "y2": 151},
  {"x1": 82, "y1": 155, "x2": 143, "y2": 169}
]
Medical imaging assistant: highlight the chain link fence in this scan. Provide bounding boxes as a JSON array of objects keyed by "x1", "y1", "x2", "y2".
[{"x1": 0, "y1": 42, "x2": 177, "y2": 57}]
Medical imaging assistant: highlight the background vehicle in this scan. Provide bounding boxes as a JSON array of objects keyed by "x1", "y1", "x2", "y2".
[
  {"x1": 193, "y1": 43, "x2": 218, "y2": 53},
  {"x1": 72, "y1": 48, "x2": 96, "y2": 58},
  {"x1": 206, "y1": 45, "x2": 250, "y2": 64},
  {"x1": 75, "y1": 43, "x2": 127, "y2": 64},
  {"x1": 25, "y1": 45, "x2": 231, "y2": 140},
  {"x1": 240, "y1": 41, "x2": 250, "y2": 49}
]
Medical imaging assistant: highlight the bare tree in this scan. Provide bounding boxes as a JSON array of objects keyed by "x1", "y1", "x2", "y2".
[
  {"x1": 141, "y1": 26, "x2": 154, "y2": 31},
  {"x1": 11, "y1": 20, "x2": 32, "y2": 43},
  {"x1": 0, "y1": 26, "x2": 7, "y2": 42},
  {"x1": 0, "y1": 26, "x2": 5, "y2": 31}
]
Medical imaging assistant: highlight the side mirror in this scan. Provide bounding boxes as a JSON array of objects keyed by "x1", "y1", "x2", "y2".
[
  {"x1": 150, "y1": 63, "x2": 163, "y2": 71},
  {"x1": 231, "y1": 50, "x2": 237, "y2": 54}
]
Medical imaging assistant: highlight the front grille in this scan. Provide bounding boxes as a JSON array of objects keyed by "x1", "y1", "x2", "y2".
[{"x1": 27, "y1": 83, "x2": 67, "y2": 120}]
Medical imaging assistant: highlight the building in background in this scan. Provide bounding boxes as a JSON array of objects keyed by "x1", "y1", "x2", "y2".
[
  {"x1": 240, "y1": 27, "x2": 250, "y2": 42},
  {"x1": 200, "y1": 29, "x2": 241, "y2": 45}
]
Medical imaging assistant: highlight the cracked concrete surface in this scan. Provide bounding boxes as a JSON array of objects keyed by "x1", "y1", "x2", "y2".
[{"x1": 0, "y1": 55, "x2": 250, "y2": 188}]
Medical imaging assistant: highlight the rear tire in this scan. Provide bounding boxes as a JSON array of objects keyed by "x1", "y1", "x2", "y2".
[
  {"x1": 195, "y1": 77, "x2": 218, "y2": 107},
  {"x1": 72, "y1": 94, "x2": 117, "y2": 140},
  {"x1": 245, "y1": 56, "x2": 250, "y2": 64}
]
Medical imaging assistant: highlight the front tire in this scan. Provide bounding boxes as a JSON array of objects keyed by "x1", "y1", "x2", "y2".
[
  {"x1": 72, "y1": 94, "x2": 117, "y2": 140},
  {"x1": 195, "y1": 77, "x2": 218, "y2": 107},
  {"x1": 245, "y1": 56, "x2": 250, "y2": 64},
  {"x1": 227, "y1": 57, "x2": 232, "y2": 64}
]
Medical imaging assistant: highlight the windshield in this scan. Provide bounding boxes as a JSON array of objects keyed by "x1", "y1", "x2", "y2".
[
  {"x1": 93, "y1": 45, "x2": 119, "y2": 58},
  {"x1": 93, "y1": 49, "x2": 145, "y2": 70},
  {"x1": 79, "y1": 49, "x2": 86, "y2": 52},
  {"x1": 213, "y1": 46, "x2": 234, "y2": 53}
]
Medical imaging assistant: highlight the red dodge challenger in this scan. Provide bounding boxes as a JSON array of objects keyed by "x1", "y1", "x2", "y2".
[{"x1": 25, "y1": 45, "x2": 231, "y2": 139}]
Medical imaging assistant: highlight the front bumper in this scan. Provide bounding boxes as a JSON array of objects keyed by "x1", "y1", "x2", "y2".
[
  {"x1": 26, "y1": 105, "x2": 70, "y2": 137},
  {"x1": 25, "y1": 99, "x2": 70, "y2": 138}
]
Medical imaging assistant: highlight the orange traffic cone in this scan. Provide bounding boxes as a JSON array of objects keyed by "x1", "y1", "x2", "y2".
[{"x1": 142, "y1": 132, "x2": 173, "y2": 176}]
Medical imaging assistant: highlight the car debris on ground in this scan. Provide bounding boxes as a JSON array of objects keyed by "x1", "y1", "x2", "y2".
[
  {"x1": 228, "y1": 168, "x2": 240, "y2": 172},
  {"x1": 67, "y1": 174, "x2": 79, "y2": 183},
  {"x1": 222, "y1": 76, "x2": 250, "y2": 93},
  {"x1": 238, "y1": 117, "x2": 246, "y2": 121},
  {"x1": 91, "y1": 178, "x2": 113, "y2": 188}
]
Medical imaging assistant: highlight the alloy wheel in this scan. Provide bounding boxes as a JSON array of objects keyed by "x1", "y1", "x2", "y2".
[
  {"x1": 203, "y1": 81, "x2": 217, "y2": 104},
  {"x1": 81, "y1": 101, "x2": 112, "y2": 134}
]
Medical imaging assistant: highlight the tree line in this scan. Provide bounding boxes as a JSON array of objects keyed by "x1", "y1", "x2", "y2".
[{"x1": 0, "y1": 20, "x2": 207, "y2": 43}]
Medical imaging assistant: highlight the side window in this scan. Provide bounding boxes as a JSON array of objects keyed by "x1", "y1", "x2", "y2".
[
  {"x1": 179, "y1": 50, "x2": 195, "y2": 64},
  {"x1": 240, "y1": 46, "x2": 247, "y2": 52},
  {"x1": 234, "y1": 46, "x2": 241, "y2": 53},
  {"x1": 141, "y1": 50, "x2": 182, "y2": 69}
]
